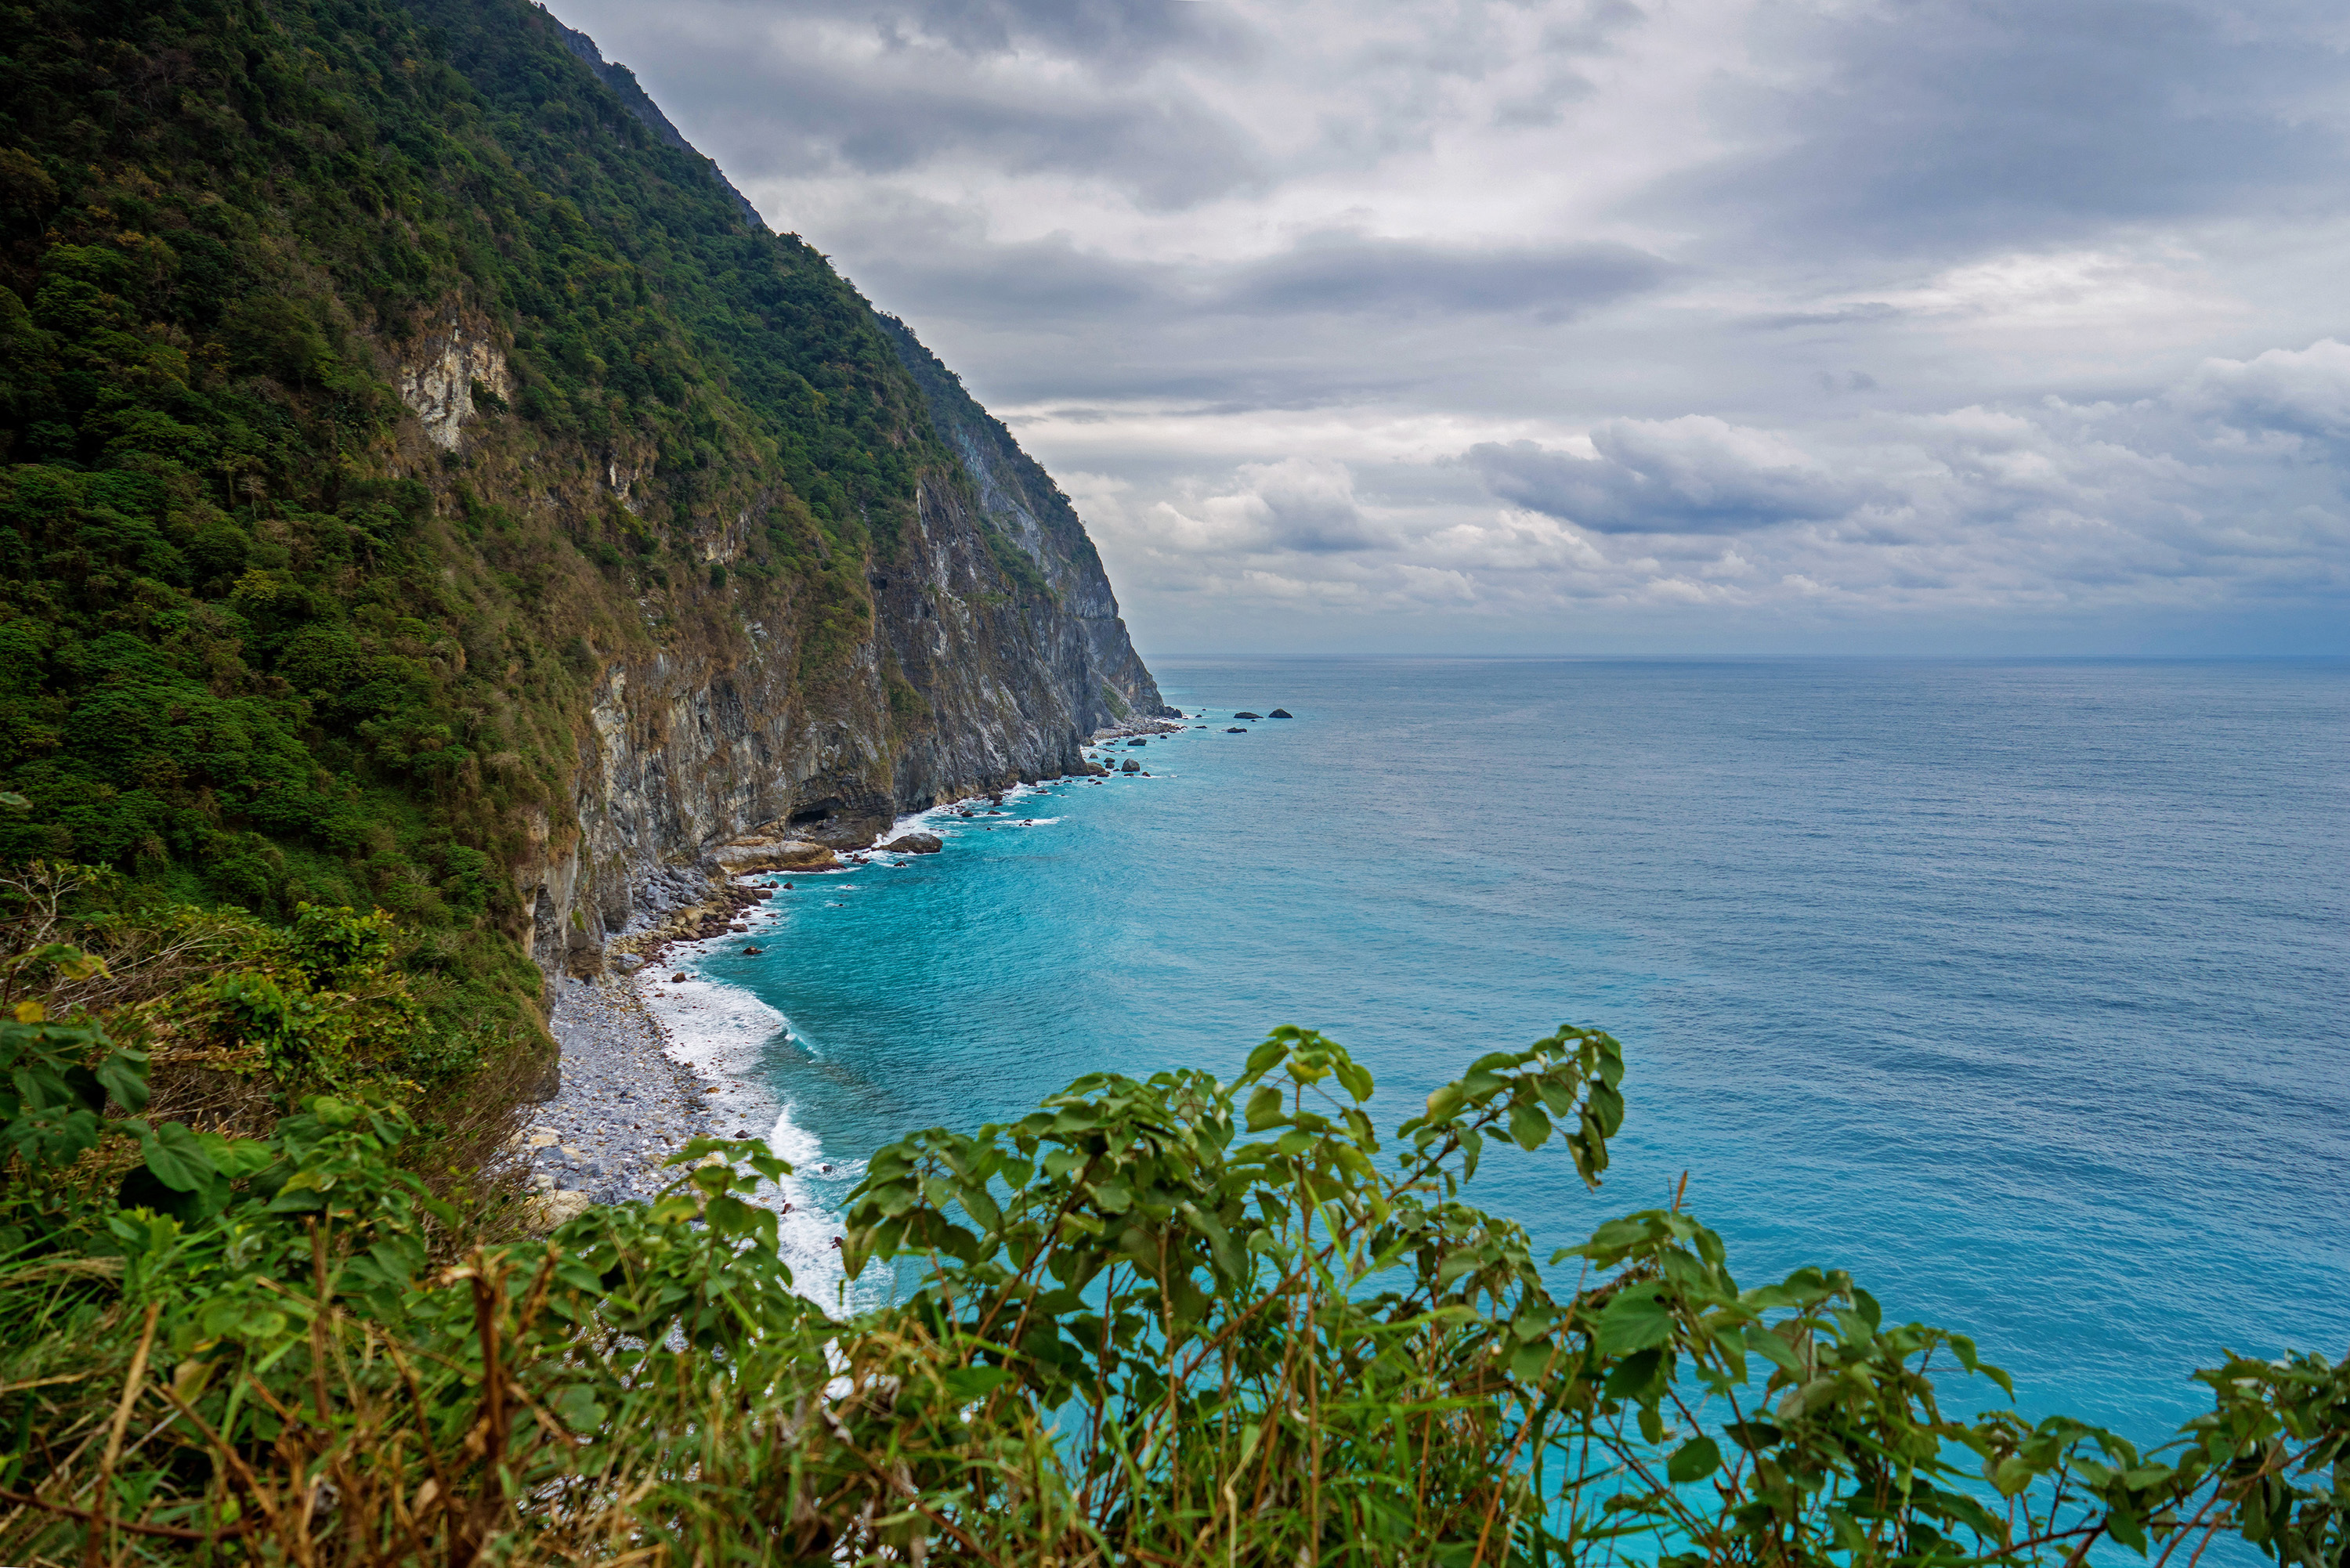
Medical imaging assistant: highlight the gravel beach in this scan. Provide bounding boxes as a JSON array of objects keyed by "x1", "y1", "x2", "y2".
[{"x1": 518, "y1": 977, "x2": 729, "y2": 1212}]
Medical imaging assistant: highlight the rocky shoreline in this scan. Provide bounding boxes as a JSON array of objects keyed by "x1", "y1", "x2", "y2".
[
  {"x1": 522, "y1": 712, "x2": 1196, "y2": 1227},
  {"x1": 513, "y1": 978, "x2": 726, "y2": 1226}
]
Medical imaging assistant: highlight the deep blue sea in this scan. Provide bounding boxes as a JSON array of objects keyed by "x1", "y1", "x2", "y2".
[{"x1": 663, "y1": 659, "x2": 2349, "y2": 1451}]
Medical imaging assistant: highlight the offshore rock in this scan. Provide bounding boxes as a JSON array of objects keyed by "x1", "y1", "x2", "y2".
[
  {"x1": 1122, "y1": 760, "x2": 1143, "y2": 772},
  {"x1": 884, "y1": 833, "x2": 944, "y2": 854},
  {"x1": 1270, "y1": 709, "x2": 1293, "y2": 719}
]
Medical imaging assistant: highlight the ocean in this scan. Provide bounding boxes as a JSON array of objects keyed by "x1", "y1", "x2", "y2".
[{"x1": 649, "y1": 657, "x2": 2349, "y2": 1450}]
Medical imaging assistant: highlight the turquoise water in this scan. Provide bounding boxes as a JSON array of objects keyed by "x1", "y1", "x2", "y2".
[{"x1": 685, "y1": 658, "x2": 2349, "y2": 1447}]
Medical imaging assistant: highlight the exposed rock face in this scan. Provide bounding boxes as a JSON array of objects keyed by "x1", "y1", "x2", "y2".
[
  {"x1": 395, "y1": 310, "x2": 514, "y2": 451},
  {"x1": 504, "y1": 356, "x2": 1166, "y2": 980}
]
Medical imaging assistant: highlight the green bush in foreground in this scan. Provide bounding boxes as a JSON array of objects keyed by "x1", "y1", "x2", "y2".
[{"x1": 3, "y1": 996, "x2": 2345, "y2": 1566}]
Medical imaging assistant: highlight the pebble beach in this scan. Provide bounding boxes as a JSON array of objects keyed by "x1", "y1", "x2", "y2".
[{"x1": 516, "y1": 977, "x2": 730, "y2": 1216}]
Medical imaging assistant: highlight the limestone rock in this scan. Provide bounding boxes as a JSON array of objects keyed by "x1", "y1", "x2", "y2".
[
  {"x1": 710, "y1": 834, "x2": 841, "y2": 875},
  {"x1": 884, "y1": 832, "x2": 943, "y2": 854},
  {"x1": 523, "y1": 1189, "x2": 595, "y2": 1230}
]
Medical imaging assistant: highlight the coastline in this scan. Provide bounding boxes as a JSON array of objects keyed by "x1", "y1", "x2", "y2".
[{"x1": 531, "y1": 712, "x2": 1195, "y2": 1286}]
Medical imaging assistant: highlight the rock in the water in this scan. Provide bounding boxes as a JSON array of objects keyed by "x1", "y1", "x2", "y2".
[
  {"x1": 1234, "y1": 711, "x2": 1262, "y2": 720},
  {"x1": 742, "y1": 945, "x2": 764, "y2": 955},
  {"x1": 1121, "y1": 759, "x2": 1142, "y2": 772},
  {"x1": 671, "y1": 971, "x2": 688, "y2": 983},
  {"x1": 1269, "y1": 708, "x2": 1292, "y2": 718},
  {"x1": 1224, "y1": 726, "x2": 1249, "y2": 733},
  {"x1": 1084, "y1": 761, "x2": 1111, "y2": 775},
  {"x1": 884, "y1": 832, "x2": 944, "y2": 854}
]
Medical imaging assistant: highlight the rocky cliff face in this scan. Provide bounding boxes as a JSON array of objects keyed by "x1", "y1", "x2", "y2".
[
  {"x1": 517, "y1": 457, "x2": 1173, "y2": 978},
  {"x1": 463, "y1": 27, "x2": 1171, "y2": 978}
]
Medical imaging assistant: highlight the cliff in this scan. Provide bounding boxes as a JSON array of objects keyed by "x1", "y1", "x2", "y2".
[{"x1": 0, "y1": 0, "x2": 1169, "y2": 1051}]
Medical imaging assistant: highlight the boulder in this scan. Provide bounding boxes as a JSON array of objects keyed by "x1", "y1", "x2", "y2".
[
  {"x1": 884, "y1": 832, "x2": 944, "y2": 854},
  {"x1": 671, "y1": 971, "x2": 688, "y2": 983},
  {"x1": 1234, "y1": 711, "x2": 1262, "y2": 720},
  {"x1": 1121, "y1": 760, "x2": 1142, "y2": 772},
  {"x1": 1224, "y1": 726, "x2": 1248, "y2": 733},
  {"x1": 1084, "y1": 761, "x2": 1111, "y2": 776},
  {"x1": 1269, "y1": 709, "x2": 1293, "y2": 718},
  {"x1": 522, "y1": 1057, "x2": 561, "y2": 1103},
  {"x1": 710, "y1": 834, "x2": 840, "y2": 874},
  {"x1": 524, "y1": 1189, "x2": 595, "y2": 1231},
  {"x1": 612, "y1": 952, "x2": 645, "y2": 972}
]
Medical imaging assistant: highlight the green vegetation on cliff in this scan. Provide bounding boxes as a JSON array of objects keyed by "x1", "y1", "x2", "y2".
[{"x1": 0, "y1": 0, "x2": 1047, "y2": 1064}]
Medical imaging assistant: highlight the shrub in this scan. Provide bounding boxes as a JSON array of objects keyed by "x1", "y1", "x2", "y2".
[{"x1": 2, "y1": 1006, "x2": 2343, "y2": 1566}]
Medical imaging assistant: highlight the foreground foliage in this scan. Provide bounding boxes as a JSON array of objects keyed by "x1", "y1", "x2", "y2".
[{"x1": 4, "y1": 968, "x2": 2344, "y2": 1565}]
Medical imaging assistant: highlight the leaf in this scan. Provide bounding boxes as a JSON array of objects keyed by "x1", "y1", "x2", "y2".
[
  {"x1": 1603, "y1": 1346, "x2": 1666, "y2": 1404},
  {"x1": 94, "y1": 1046, "x2": 150, "y2": 1114},
  {"x1": 942, "y1": 1365, "x2": 1011, "y2": 1404},
  {"x1": 1507, "y1": 1099, "x2": 1552, "y2": 1151},
  {"x1": 1423, "y1": 1082, "x2": 1466, "y2": 1122},
  {"x1": 140, "y1": 1122, "x2": 218, "y2": 1193},
  {"x1": 1667, "y1": 1436, "x2": 1721, "y2": 1484},
  {"x1": 1595, "y1": 1287, "x2": 1676, "y2": 1356},
  {"x1": 1243, "y1": 1086, "x2": 1285, "y2": 1132},
  {"x1": 1742, "y1": 1322, "x2": 1805, "y2": 1378},
  {"x1": 1242, "y1": 1037, "x2": 1288, "y2": 1078},
  {"x1": 1180, "y1": 1201, "x2": 1245, "y2": 1283}
]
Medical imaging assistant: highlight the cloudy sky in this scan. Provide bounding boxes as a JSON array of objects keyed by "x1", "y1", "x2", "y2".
[{"x1": 548, "y1": 0, "x2": 2350, "y2": 656}]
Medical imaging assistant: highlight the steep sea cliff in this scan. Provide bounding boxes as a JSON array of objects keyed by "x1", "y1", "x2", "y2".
[
  {"x1": 0, "y1": 0, "x2": 1167, "y2": 1031},
  {"x1": 468, "y1": 20, "x2": 1172, "y2": 980}
]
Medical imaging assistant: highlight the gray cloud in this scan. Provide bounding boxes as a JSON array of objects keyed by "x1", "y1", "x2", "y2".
[
  {"x1": 554, "y1": 0, "x2": 1264, "y2": 208},
  {"x1": 1465, "y1": 420, "x2": 1871, "y2": 533},
  {"x1": 1215, "y1": 233, "x2": 1668, "y2": 319},
  {"x1": 1676, "y1": 0, "x2": 2350, "y2": 259}
]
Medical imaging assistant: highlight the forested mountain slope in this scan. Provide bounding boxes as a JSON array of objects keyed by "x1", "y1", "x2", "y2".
[{"x1": 0, "y1": 0, "x2": 1168, "y2": 1058}]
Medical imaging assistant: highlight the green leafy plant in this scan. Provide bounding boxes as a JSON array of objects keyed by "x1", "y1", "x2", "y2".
[{"x1": 1, "y1": 1000, "x2": 2343, "y2": 1566}]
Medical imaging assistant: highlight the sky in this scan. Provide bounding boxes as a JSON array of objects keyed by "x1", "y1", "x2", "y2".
[{"x1": 544, "y1": 0, "x2": 2350, "y2": 657}]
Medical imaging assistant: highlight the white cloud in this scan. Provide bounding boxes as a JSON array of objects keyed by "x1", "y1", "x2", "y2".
[
  {"x1": 2173, "y1": 338, "x2": 2350, "y2": 444},
  {"x1": 1152, "y1": 457, "x2": 1385, "y2": 555}
]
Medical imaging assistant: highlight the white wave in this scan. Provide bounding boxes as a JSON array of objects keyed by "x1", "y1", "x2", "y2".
[{"x1": 638, "y1": 941, "x2": 877, "y2": 1306}]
